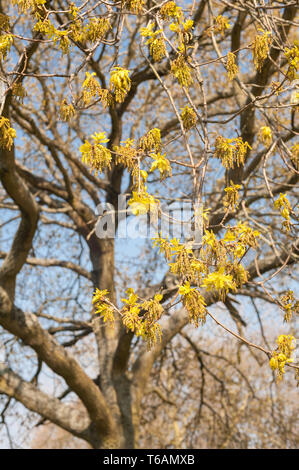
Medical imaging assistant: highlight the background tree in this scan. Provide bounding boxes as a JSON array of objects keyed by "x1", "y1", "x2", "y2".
[
  {"x1": 30, "y1": 327, "x2": 299, "y2": 449},
  {"x1": 0, "y1": 0, "x2": 298, "y2": 449}
]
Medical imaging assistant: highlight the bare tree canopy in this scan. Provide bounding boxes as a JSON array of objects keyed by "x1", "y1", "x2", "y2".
[{"x1": 0, "y1": 0, "x2": 298, "y2": 449}]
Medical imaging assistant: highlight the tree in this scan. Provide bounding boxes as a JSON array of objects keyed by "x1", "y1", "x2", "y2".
[{"x1": 0, "y1": 0, "x2": 298, "y2": 449}]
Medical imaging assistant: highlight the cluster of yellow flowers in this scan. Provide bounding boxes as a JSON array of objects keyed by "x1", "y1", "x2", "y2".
[
  {"x1": 214, "y1": 136, "x2": 251, "y2": 169},
  {"x1": 82, "y1": 72, "x2": 101, "y2": 104},
  {"x1": 169, "y1": 19, "x2": 194, "y2": 52},
  {"x1": 120, "y1": 0, "x2": 144, "y2": 14},
  {"x1": 78, "y1": 126, "x2": 166, "y2": 217},
  {"x1": 85, "y1": 18, "x2": 111, "y2": 42},
  {"x1": 0, "y1": 13, "x2": 10, "y2": 33},
  {"x1": 274, "y1": 193, "x2": 292, "y2": 232},
  {"x1": 112, "y1": 128, "x2": 169, "y2": 212},
  {"x1": 114, "y1": 138, "x2": 139, "y2": 171},
  {"x1": 0, "y1": 33, "x2": 13, "y2": 60},
  {"x1": 0, "y1": 117, "x2": 16, "y2": 150},
  {"x1": 34, "y1": 19, "x2": 71, "y2": 54},
  {"x1": 80, "y1": 132, "x2": 112, "y2": 174},
  {"x1": 81, "y1": 72, "x2": 114, "y2": 108},
  {"x1": 213, "y1": 15, "x2": 230, "y2": 36},
  {"x1": 161, "y1": 2, "x2": 194, "y2": 54},
  {"x1": 150, "y1": 152, "x2": 172, "y2": 180},
  {"x1": 258, "y1": 126, "x2": 272, "y2": 146},
  {"x1": 140, "y1": 128, "x2": 162, "y2": 152},
  {"x1": 121, "y1": 289, "x2": 163, "y2": 349},
  {"x1": 284, "y1": 42, "x2": 298, "y2": 82},
  {"x1": 226, "y1": 52, "x2": 238, "y2": 80},
  {"x1": 160, "y1": 1, "x2": 182, "y2": 22},
  {"x1": 53, "y1": 30, "x2": 71, "y2": 55},
  {"x1": 153, "y1": 222, "x2": 258, "y2": 305},
  {"x1": 171, "y1": 55, "x2": 193, "y2": 88},
  {"x1": 269, "y1": 335, "x2": 296, "y2": 382},
  {"x1": 252, "y1": 29, "x2": 271, "y2": 71},
  {"x1": 153, "y1": 229, "x2": 254, "y2": 325},
  {"x1": 109, "y1": 67, "x2": 131, "y2": 103},
  {"x1": 59, "y1": 99, "x2": 75, "y2": 121},
  {"x1": 179, "y1": 282, "x2": 207, "y2": 326},
  {"x1": 223, "y1": 182, "x2": 242, "y2": 210},
  {"x1": 12, "y1": 0, "x2": 111, "y2": 46},
  {"x1": 12, "y1": 0, "x2": 46, "y2": 14},
  {"x1": 94, "y1": 287, "x2": 163, "y2": 348},
  {"x1": 33, "y1": 7, "x2": 111, "y2": 53},
  {"x1": 181, "y1": 105, "x2": 197, "y2": 131},
  {"x1": 69, "y1": 16, "x2": 111, "y2": 43},
  {"x1": 152, "y1": 225, "x2": 257, "y2": 329},
  {"x1": 140, "y1": 23, "x2": 166, "y2": 62},
  {"x1": 202, "y1": 267, "x2": 237, "y2": 301},
  {"x1": 128, "y1": 190, "x2": 157, "y2": 216},
  {"x1": 81, "y1": 68, "x2": 130, "y2": 109},
  {"x1": 152, "y1": 234, "x2": 173, "y2": 261},
  {"x1": 138, "y1": 2, "x2": 194, "y2": 86},
  {"x1": 201, "y1": 224, "x2": 257, "y2": 281},
  {"x1": 227, "y1": 222, "x2": 260, "y2": 250},
  {"x1": 93, "y1": 289, "x2": 115, "y2": 327},
  {"x1": 168, "y1": 239, "x2": 195, "y2": 280},
  {"x1": 280, "y1": 290, "x2": 299, "y2": 323}
]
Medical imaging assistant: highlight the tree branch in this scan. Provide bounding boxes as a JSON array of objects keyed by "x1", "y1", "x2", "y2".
[{"x1": 0, "y1": 363, "x2": 91, "y2": 440}]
